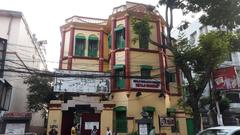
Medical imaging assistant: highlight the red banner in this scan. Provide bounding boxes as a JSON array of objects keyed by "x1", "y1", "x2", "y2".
[{"x1": 213, "y1": 66, "x2": 239, "y2": 90}]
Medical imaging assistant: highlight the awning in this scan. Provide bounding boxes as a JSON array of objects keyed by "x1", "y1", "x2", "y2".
[
  {"x1": 167, "y1": 108, "x2": 176, "y2": 113},
  {"x1": 88, "y1": 36, "x2": 98, "y2": 40},
  {"x1": 140, "y1": 65, "x2": 152, "y2": 70},
  {"x1": 75, "y1": 35, "x2": 86, "y2": 39},
  {"x1": 114, "y1": 64, "x2": 125, "y2": 70},
  {"x1": 115, "y1": 26, "x2": 125, "y2": 32},
  {"x1": 114, "y1": 106, "x2": 126, "y2": 111},
  {"x1": 143, "y1": 106, "x2": 155, "y2": 112}
]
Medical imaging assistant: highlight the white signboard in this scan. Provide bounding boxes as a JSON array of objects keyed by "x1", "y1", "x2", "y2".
[
  {"x1": 84, "y1": 122, "x2": 99, "y2": 130},
  {"x1": 54, "y1": 70, "x2": 110, "y2": 93},
  {"x1": 5, "y1": 123, "x2": 25, "y2": 134},
  {"x1": 139, "y1": 124, "x2": 148, "y2": 135},
  {"x1": 131, "y1": 79, "x2": 161, "y2": 90},
  {"x1": 159, "y1": 117, "x2": 175, "y2": 127}
]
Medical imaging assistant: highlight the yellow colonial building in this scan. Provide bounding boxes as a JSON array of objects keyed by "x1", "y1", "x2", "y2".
[{"x1": 47, "y1": 2, "x2": 192, "y2": 135}]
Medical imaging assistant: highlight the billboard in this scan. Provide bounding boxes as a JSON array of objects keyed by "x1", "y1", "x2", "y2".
[
  {"x1": 131, "y1": 79, "x2": 161, "y2": 90},
  {"x1": 213, "y1": 66, "x2": 239, "y2": 90},
  {"x1": 53, "y1": 70, "x2": 110, "y2": 93}
]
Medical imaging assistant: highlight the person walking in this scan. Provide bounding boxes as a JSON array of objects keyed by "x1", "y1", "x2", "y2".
[
  {"x1": 71, "y1": 124, "x2": 77, "y2": 135},
  {"x1": 48, "y1": 127, "x2": 58, "y2": 135},
  {"x1": 149, "y1": 126, "x2": 156, "y2": 135},
  {"x1": 106, "y1": 127, "x2": 112, "y2": 135},
  {"x1": 91, "y1": 125, "x2": 98, "y2": 135}
]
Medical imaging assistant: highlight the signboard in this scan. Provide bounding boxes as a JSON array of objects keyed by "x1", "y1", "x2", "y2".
[
  {"x1": 139, "y1": 124, "x2": 148, "y2": 135},
  {"x1": 131, "y1": 79, "x2": 161, "y2": 90},
  {"x1": 213, "y1": 66, "x2": 239, "y2": 90},
  {"x1": 5, "y1": 123, "x2": 25, "y2": 134},
  {"x1": 84, "y1": 122, "x2": 99, "y2": 130},
  {"x1": 159, "y1": 116, "x2": 175, "y2": 127},
  {"x1": 53, "y1": 70, "x2": 110, "y2": 93}
]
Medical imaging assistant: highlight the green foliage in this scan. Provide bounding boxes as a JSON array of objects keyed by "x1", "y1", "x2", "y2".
[
  {"x1": 177, "y1": 98, "x2": 193, "y2": 115},
  {"x1": 158, "y1": 0, "x2": 240, "y2": 30},
  {"x1": 131, "y1": 16, "x2": 152, "y2": 45},
  {"x1": 199, "y1": 97, "x2": 211, "y2": 108},
  {"x1": 219, "y1": 97, "x2": 231, "y2": 113},
  {"x1": 24, "y1": 74, "x2": 55, "y2": 113}
]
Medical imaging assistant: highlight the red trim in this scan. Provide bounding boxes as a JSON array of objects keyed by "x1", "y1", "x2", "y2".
[
  {"x1": 157, "y1": 21, "x2": 166, "y2": 93},
  {"x1": 103, "y1": 104, "x2": 116, "y2": 108},
  {"x1": 59, "y1": 31, "x2": 65, "y2": 69},
  {"x1": 127, "y1": 117, "x2": 134, "y2": 120},
  {"x1": 72, "y1": 56, "x2": 99, "y2": 60},
  {"x1": 74, "y1": 28, "x2": 103, "y2": 32},
  {"x1": 130, "y1": 48, "x2": 159, "y2": 53},
  {"x1": 67, "y1": 28, "x2": 75, "y2": 70},
  {"x1": 99, "y1": 31, "x2": 104, "y2": 72},
  {"x1": 125, "y1": 15, "x2": 130, "y2": 90},
  {"x1": 111, "y1": 18, "x2": 116, "y2": 90},
  {"x1": 115, "y1": 17, "x2": 126, "y2": 21},
  {"x1": 111, "y1": 89, "x2": 162, "y2": 93}
]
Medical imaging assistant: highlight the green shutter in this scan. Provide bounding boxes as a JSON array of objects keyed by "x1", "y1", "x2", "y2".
[
  {"x1": 75, "y1": 38, "x2": 85, "y2": 56},
  {"x1": 114, "y1": 106, "x2": 127, "y2": 133},
  {"x1": 143, "y1": 106, "x2": 155, "y2": 112},
  {"x1": 76, "y1": 35, "x2": 85, "y2": 39},
  {"x1": 140, "y1": 65, "x2": 152, "y2": 70},
  {"x1": 167, "y1": 108, "x2": 176, "y2": 113},
  {"x1": 108, "y1": 34, "x2": 112, "y2": 49},
  {"x1": 114, "y1": 64, "x2": 125, "y2": 89},
  {"x1": 88, "y1": 37, "x2": 98, "y2": 57},
  {"x1": 171, "y1": 120, "x2": 180, "y2": 133}
]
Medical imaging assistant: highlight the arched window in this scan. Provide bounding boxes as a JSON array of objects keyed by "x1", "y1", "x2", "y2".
[
  {"x1": 75, "y1": 34, "x2": 86, "y2": 56},
  {"x1": 88, "y1": 35, "x2": 98, "y2": 57}
]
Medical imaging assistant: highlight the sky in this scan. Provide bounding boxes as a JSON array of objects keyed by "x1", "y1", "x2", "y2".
[{"x1": 0, "y1": 0, "x2": 199, "y2": 71}]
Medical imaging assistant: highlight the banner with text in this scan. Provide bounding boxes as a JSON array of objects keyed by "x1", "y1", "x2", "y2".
[
  {"x1": 53, "y1": 70, "x2": 110, "y2": 93},
  {"x1": 131, "y1": 79, "x2": 161, "y2": 90},
  {"x1": 213, "y1": 66, "x2": 239, "y2": 90}
]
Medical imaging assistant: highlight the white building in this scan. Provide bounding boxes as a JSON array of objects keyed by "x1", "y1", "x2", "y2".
[
  {"x1": 0, "y1": 9, "x2": 47, "y2": 134},
  {"x1": 174, "y1": 20, "x2": 240, "y2": 126}
]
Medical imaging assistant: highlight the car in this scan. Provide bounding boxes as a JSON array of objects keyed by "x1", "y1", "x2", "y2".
[{"x1": 197, "y1": 126, "x2": 240, "y2": 135}]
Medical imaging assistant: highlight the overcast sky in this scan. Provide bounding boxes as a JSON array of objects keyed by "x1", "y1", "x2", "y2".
[{"x1": 0, "y1": 0, "x2": 198, "y2": 71}]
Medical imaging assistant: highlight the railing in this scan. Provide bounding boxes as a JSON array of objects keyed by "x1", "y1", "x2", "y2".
[{"x1": 66, "y1": 16, "x2": 108, "y2": 25}]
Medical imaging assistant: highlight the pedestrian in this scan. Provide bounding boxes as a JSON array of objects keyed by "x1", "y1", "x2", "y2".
[
  {"x1": 106, "y1": 127, "x2": 112, "y2": 135},
  {"x1": 77, "y1": 124, "x2": 81, "y2": 135},
  {"x1": 71, "y1": 124, "x2": 77, "y2": 135},
  {"x1": 91, "y1": 125, "x2": 98, "y2": 135},
  {"x1": 149, "y1": 126, "x2": 155, "y2": 135},
  {"x1": 48, "y1": 127, "x2": 58, "y2": 135}
]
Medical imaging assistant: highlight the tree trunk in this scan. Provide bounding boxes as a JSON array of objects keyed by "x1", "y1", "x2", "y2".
[{"x1": 192, "y1": 98, "x2": 202, "y2": 134}]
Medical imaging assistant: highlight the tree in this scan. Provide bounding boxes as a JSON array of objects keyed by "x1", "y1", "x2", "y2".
[
  {"x1": 24, "y1": 74, "x2": 55, "y2": 118},
  {"x1": 155, "y1": 0, "x2": 240, "y2": 133}
]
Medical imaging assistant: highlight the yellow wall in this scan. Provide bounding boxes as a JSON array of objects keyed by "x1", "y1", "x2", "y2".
[
  {"x1": 115, "y1": 51, "x2": 125, "y2": 65},
  {"x1": 116, "y1": 19, "x2": 125, "y2": 27},
  {"x1": 130, "y1": 51, "x2": 160, "y2": 76},
  {"x1": 103, "y1": 33, "x2": 109, "y2": 60},
  {"x1": 63, "y1": 31, "x2": 70, "y2": 57},
  {"x1": 72, "y1": 59, "x2": 99, "y2": 71},
  {"x1": 100, "y1": 109, "x2": 114, "y2": 135},
  {"x1": 47, "y1": 100, "x2": 63, "y2": 135},
  {"x1": 61, "y1": 59, "x2": 68, "y2": 69},
  {"x1": 73, "y1": 30, "x2": 100, "y2": 57}
]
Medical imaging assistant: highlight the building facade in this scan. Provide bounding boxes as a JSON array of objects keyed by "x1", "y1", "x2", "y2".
[
  {"x1": 49, "y1": 2, "x2": 190, "y2": 135},
  {"x1": 0, "y1": 9, "x2": 47, "y2": 134}
]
